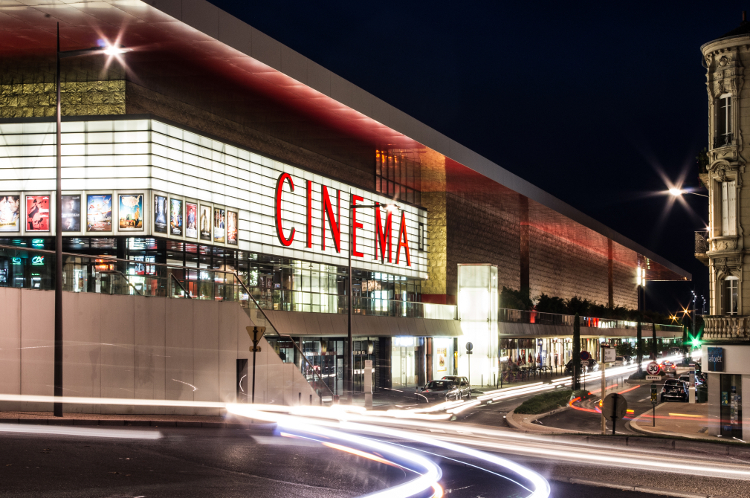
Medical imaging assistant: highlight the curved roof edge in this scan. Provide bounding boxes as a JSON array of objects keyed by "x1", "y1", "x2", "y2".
[{"x1": 144, "y1": 0, "x2": 691, "y2": 281}]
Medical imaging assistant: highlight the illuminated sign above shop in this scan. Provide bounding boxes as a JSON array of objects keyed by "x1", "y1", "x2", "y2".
[{"x1": 31, "y1": 255, "x2": 44, "y2": 266}]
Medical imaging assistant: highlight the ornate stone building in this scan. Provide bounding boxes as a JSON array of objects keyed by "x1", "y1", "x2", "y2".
[{"x1": 700, "y1": 15, "x2": 750, "y2": 439}]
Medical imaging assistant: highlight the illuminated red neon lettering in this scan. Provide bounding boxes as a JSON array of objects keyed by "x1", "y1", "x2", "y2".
[
  {"x1": 395, "y1": 211, "x2": 411, "y2": 266},
  {"x1": 275, "y1": 173, "x2": 295, "y2": 246},
  {"x1": 306, "y1": 180, "x2": 313, "y2": 248},
  {"x1": 351, "y1": 195, "x2": 364, "y2": 257},
  {"x1": 321, "y1": 185, "x2": 341, "y2": 252},
  {"x1": 374, "y1": 205, "x2": 392, "y2": 263}
]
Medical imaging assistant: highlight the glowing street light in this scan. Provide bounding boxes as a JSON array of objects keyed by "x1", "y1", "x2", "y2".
[{"x1": 668, "y1": 187, "x2": 708, "y2": 198}]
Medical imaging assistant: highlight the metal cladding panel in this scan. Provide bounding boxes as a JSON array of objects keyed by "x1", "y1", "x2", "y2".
[{"x1": 0, "y1": 118, "x2": 427, "y2": 279}]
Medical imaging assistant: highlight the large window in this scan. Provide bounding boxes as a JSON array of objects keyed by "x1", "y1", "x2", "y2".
[
  {"x1": 376, "y1": 150, "x2": 421, "y2": 206},
  {"x1": 723, "y1": 276, "x2": 739, "y2": 315},
  {"x1": 721, "y1": 181, "x2": 737, "y2": 236},
  {"x1": 716, "y1": 94, "x2": 733, "y2": 147}
]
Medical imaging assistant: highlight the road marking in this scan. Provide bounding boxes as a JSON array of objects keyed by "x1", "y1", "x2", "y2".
[{"x1": 669, "y1": 413, "x2": 702, "y2": 418}]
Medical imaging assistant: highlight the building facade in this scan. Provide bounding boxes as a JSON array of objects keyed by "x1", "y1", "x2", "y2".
[
  {"x1": 700, "y1": 17, "x2": 750, "y2": 440},
  {"x1": 0, "y1": 0, "x2": 689, "y2": 408}
]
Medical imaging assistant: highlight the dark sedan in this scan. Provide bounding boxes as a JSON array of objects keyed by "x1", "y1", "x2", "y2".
[
  {"x1": 417, "y1": 380, "x2": 464, "y2": 403},
  {"x1": 661, "y1": 379, "x2": 689, "y2": 402}
]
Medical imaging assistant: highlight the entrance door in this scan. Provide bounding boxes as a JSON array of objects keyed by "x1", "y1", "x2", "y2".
[
  {"x1": 236, "y1": 359, "x2": 249, "y2": 403},
  {"x1": 720, "y1": 374, "x2": 743, "y2": 438}
]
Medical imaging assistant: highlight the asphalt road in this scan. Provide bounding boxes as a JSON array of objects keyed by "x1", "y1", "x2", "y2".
[{"x1": 0, "y1": 424, "x2": 554, "y2": 498}]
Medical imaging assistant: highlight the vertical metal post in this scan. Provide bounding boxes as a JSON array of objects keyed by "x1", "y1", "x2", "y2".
[
  {"x1": 346, "y1": 195, "x2": 353, "y2": 400},
  {"x1": 54, "y1": 23, "x2": 64, "y2": 418},
  {"x1": 251, "y1": 345, "x2": 257, "y2": 403},
  {"x1": 601, "y1": 353, "x2": 606, "y2": 435}
]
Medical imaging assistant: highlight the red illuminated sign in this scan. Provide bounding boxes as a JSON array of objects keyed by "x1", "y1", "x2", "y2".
[{"x1": 274, "y1": 173, "x2": 411, "y2": 266}]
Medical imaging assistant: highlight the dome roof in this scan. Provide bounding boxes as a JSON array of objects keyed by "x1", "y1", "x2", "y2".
[{"x1": 719, "y1": 20, "x2": 750, "y2": 39}]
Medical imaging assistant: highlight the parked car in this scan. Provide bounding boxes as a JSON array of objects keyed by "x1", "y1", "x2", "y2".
[
  {"x1": 614, "y1": 356, "x2": 625, "y2": 367},
  {"x1": 661, "y1": 379, "x2": 689, "y2": 402},
  {"x1": 564, "y1": 359, "x2": 599, "y2": 374},
  {"x1": 418, "y1": 380, "x2": 465, "y2": 403},
  {"x1": 678, "y1": 372, "x2": 705, "y2": 386},
  {"x1": 441, "y1": 376, "x2": 471, "y2": 398}
]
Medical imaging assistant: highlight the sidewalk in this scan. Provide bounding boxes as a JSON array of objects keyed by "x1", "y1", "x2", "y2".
[
  {"x1": 630, "y1": 401, "x2": 714, "y2": 440},
  {"x1": 0, "y1": 410, "x2": 269, "y2": 429}
]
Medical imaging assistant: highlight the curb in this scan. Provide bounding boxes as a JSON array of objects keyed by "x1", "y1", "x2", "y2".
[
  {"x1": 551, "y1": 477, "x2": 713, "y2": 498},
  {"x1": 505, "y1": 405, "x2": 581, "y2": 434}
]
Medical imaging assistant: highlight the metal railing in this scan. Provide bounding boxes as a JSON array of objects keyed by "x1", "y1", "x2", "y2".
[
  {"x1": 695, "y1": 231, "x2": 709, "y2": 254},
  {"x1": 0, "y1": 243, "x2": 336, "y2": 402},
  {"x1": 498, "y1": 308, "x2": 682, "y2": 332}
]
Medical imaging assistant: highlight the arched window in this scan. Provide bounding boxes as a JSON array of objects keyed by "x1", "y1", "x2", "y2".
[{"x1": 722, "y1": 276, "x2": 739, "y2": 315}]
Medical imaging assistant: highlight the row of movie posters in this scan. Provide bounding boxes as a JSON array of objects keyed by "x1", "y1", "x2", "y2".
[
  {"x1": 0, "y1": 195, "x2": 50, "y2": 232},
  {"x1": 154, "y1": 195, "x2": 237, "y2": 245},
  {"x1": 0, "y1": 193, "x2": 238, "y2": 245}
]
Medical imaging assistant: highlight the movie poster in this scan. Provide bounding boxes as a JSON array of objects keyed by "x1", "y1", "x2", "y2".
[
  {"x1": 227, "y1": 210, "x2": 238, "y2": 245},
  {"x1": 199, "y1": 204, "x2": 211, "y2": 241},
  {"x1": 0, "y1": 195, "x2": 20, "y2": 232},
  {"x1": 87, "y1": 194, "x2": 112, "y2": 232},
  {"x1": 61, "y1": 195, "x2": 81, "y2": 232},
  {"x1": 119, "y1": 194, "x2": 143, "y2": 230},
  {"x1": 213, "y1": 207, "x2": 225, "y2": 243},
  {"x1": 154, "y1": 195, "x2": 168, "y2": 234},
  {"x1": 185, "y1": 202, "x2": 197, "y2": 239},
  {"x1": 170, "y1": 198, "x2": 183, "y2": 236},
  {"x1": 26, "y1": 195, "x2": 50, "y2": 231}
]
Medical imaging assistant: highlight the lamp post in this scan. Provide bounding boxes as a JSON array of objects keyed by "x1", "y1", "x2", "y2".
[
  {"x1": 54, "y1": 24, "x2": 128, "y2": 416},
  {"x1": 636, "y1": 266, "x2": 645, "y2": 373},
  {"x1": 345, "y1": 196, "x2": 397, "y2": 400}
]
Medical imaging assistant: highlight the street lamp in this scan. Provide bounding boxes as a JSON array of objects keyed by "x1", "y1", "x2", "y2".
[
  {"x1": 54, "y1": 24, "x2": 129, "y2": 417},
  {"x1": 345, "y1": 197, "x2": 398, "y2": 400},
  {"x1": 668, "y1": 187, "x2": 708, "y2": 198}
]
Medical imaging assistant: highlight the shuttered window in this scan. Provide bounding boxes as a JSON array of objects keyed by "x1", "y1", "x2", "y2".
[{"x1": 722, "y1": 181, "x2": 737, "y2": 236}]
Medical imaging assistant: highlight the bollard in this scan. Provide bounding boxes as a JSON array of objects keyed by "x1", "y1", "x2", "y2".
[
  {"x1": 298, "y1": 392, "x2": 301, "y2": 404},
  {"x1": 310, "y1": 394, "x2": 312, "y2": 405}
]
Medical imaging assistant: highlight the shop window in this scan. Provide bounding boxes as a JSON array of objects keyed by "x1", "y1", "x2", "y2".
[{"x1": 722, "y1": 276, "x2": 739, "y2": 315}]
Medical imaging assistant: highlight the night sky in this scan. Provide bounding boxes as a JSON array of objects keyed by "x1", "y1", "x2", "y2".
[{"x1": 207, "y1": 1, "x2": 747, "y2": 315}]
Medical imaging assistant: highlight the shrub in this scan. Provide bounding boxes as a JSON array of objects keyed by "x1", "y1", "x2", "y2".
[{"x1": 514, "y1": 389, "x2": 573, "y2": 415}]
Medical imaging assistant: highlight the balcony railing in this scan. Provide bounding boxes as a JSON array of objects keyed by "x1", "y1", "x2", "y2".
[
  {"x1": 703, "y1": 315, "x2": 750, "y2": 341},
  {"x1": 714, "y1": 133, "x2": 734, "y2": 149},
  {"x1": 695, "y1": 231, "x2": 709, "y2": 255},
  {"x1": 498, "y1": 308, "x2": 682, "y2": 332}
]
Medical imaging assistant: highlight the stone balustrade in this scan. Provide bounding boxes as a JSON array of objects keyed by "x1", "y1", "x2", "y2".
[{"x1": 703, "y1": 315, "x2": 750, "y2": 341}]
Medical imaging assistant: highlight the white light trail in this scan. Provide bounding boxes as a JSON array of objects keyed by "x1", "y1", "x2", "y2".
[{"x1": 0, "y1": 423, "x2": 160, "y2": 439}]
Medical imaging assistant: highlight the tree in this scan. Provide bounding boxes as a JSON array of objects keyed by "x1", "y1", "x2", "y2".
[
  {"x1": 500, "y1": 286, "x2": 532, "y2": 310},
  {"x1": 651, "y1": 322, "x2": 657, "y2": 360},
  {"x1": 573, "y1": 313, "x2": 581, "y2": 391},
  {"x1": 535, "y1": 293, "x2": 566, "y2": 314},
  {"x1": 616, "y1": 342, "x2": 634, "y2": 357},
  {"x1": 566, "y1": 296, "x2": 590, "y2": 316}
]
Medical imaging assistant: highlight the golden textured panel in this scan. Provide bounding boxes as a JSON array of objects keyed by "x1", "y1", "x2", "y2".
[{"x1": 0, "y1": 80, "x2": 125, "y2": 118}]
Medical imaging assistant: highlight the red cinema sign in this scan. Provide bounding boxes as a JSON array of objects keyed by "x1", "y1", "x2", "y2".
[{"x1": 274, "y1": 173, "x2": 411, "y2": 266}]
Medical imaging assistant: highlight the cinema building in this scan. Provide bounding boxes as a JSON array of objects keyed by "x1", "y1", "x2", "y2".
[{"x1": 0, "y1": 0, "x2": 689, "y2": 410}]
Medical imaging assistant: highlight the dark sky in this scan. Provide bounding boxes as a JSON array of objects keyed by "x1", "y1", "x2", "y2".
[{"x1": 207, "y1": 1, "x2": 746, "y2": 315}]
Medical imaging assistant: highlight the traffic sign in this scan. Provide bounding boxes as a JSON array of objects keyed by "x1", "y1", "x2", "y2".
[
  {"x1": 646, "y1": 375, "x2": 661, "y2": 381},
  {"x1": 580, "y1": 351, "x2": 591, "y2": 361},
  {"x1": 246, "y1": 326, "x2": 266, "y2": 352},
  {"x1": 646, "y1": 362, "x2": 660, "y2": 375},
  {"x1": 602, "y1": 393, "x2": 628, "y2": 421},
  {"x1": 602, "y1": 347, "x2": 616, "y2": 363},
  {"x1": 651, "y1": 384, "x2": 658, "y2": 403},
  {"x1": 466, "y1": 342, "x2": 473, "y2": 353}
]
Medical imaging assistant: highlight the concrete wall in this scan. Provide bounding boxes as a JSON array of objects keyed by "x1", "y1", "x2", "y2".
[{"x1": 0, "y1": 287, "x2": 318, "y2": 414}]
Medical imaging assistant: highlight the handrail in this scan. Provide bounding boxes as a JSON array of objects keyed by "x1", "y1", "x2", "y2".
[
  {"x1": 100, "y1": 270, "x2": 144, "y2": 296},
  {"x1": 169, "y1": 273, "x2": 192, "y2": 299},
  {"x1": 231, "y1": 272, "x2": 335, "y2": 400}
]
